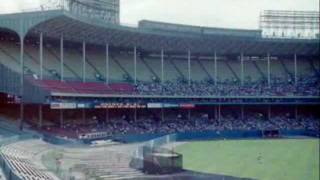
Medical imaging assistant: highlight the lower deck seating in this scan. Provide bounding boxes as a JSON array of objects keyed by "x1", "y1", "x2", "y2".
[{"x1": 28, "y1": 78, "x2": 138, "y2": 95}]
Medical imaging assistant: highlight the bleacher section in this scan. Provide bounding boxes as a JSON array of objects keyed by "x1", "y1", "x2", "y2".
[
  {"x1": 0, "y1": 139, "x2": 56, "y2": 180},
  {"x1": 62, "y1": 147, "x2": 145, "y2": 180}
]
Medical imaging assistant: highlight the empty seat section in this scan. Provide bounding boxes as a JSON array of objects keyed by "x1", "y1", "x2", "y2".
[
  {"x1": 144, "y1": 57, "x2": 162, "y2": 80},
  {"x1": 191, "y1": 59, "x2": 209, "y2": 81},
  {"x1": 115, "y1": 53, "x2": 134, "y2": 78},
  {"x1": 68, "y1": 81, "x2": 111, "y2": 94},
  {"x1": 271, "y1": 60, "x2": 288, "y2": 80},
  {"x1": 51, "y1": 47, "x2": 82, "y2": 80},
  {"x1": 217, "y1": 61, "x2": 234, "y2": 82},
  {"x1": 109, "y1": 53, "x2": 131, "y2": 81},
  {"x1": 283, "y1": 59, "x2": 295, "y2": 76},
  {"x1": 172, "y1": 58, "x2": 188, "y2": 79},
  {"x1": 0, "y1": 41, "x2": 39, "y2": 75},
  {"x1": 227, "y1": 60, "x2": 241, "y2": 81},
  {"x1": 244, "y1": 61, "x2": 263, "y2": 82},
  {"x1": 136, "y1": 56, "x2": 153, "y2": 82},
  {"x1": 109, "y1": 83, "x2": 136, "y2": 94},
  {"x1": 297, "y1": 59, "x2": 313, "y2": 77},
  {"x1": 255, "y1": 60, "x2": 268, "y2": 80},
  {"x1": 0, "y1": 46, "x2": 20, "y2": 73},
  {"x1": 38, "y1": 80, "x2": 75, "y2": 93},
  {"x1": 201, "y1": 59, "x2": 216, "y2": 80},
  {"x1": 44, "y1": 44, "x2": 76, "y2": 79},
  {"x1": 163, "y1": 58, "x2": 180, "y2": 81},
  {"x1": 25, "y1": 43, "x2": 52, "y2": 78},
  {"x1": 86, "y1": 48, "x2": 106, "y2": 80},
  {"x1": 68, "y1": 48, "x2": 97, "y2": 81}
]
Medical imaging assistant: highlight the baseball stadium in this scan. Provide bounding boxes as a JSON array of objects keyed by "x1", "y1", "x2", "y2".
[{"x1": 0, "y1": 0, "x2": 319, "y2": 180}]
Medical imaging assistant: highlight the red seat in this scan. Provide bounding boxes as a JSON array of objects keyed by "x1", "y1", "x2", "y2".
[{"x1": 28, "y1": 78, "x2": 137, "y2": 95}]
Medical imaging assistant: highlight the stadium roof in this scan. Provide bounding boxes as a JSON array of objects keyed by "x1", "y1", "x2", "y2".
[{"x1": 0, "y1": 9, "x2": 319, "y2": 57}]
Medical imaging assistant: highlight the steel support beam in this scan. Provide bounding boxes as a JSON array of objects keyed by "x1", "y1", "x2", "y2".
[
  {"x1": 161, "y1": 49, "x2": 164, "y2": 83},
  {"x1": 241, "y1": 105, "x2": 244, "y2": 120},
  {"x1": 268, "y1": 105, "x2": 271, "y2": 120},
  {"x1": 161, "y1": 107, "x2": 164, "y2": 122},
  {"x1": 60, "y1": 109, "x2": 64, "y2": 128},
  {"x1": 39, "y1": 33, "x2": 43, "y2": 80},
  {"x1": 134, "y1": 108, "x2": 137, "y2": 122},
  {"x1": 60, "y1": 35, "x2": 64, "y2": 81},
  {"x1": 38, "y1": 105, "x2": 42, "y2": 128},
  {"x1": 82, "y1": 109, "x2": 86, "y2": 123},
  {"x1": 82, "y1": 41, "x2": 86, "y2": 82},
  {"x1": 188, "y1": 50, "x2": 191, "y2": 85},
  {"x1": 267, "y1": 53, "x2": 271, "y2": 86},
  {"x1": 218, "y1": 105, "x2": 221, "y2": 122},
  {"x1": 241, "y1": 53, "x2": 244, "y2": 85},
  {"x1": 134, "y1": 46, "x2": 137, "y2": 85},
  {"x1": 295, "y1": 106, "x2": 298, "y2": 121},
  {"x1": 105, "y1": 43, "x2": 109, "y2": 84},
  {"x1": 294, "y1": 54, "x2": 298, "y2": 85},
  {"x1": 19, "y1": 36, "x2": 24, "y2": 130},
  {"x1": 214, "y1": 52, "x2": 217, "y2": 85},
  {"x1": 105, "y1": 108, "x2": 109, "y2": 122}
]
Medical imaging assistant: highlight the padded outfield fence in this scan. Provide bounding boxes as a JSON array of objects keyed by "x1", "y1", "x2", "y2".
[{"x1": 113, "y1": 129, "x2": 320, "y2": 143}]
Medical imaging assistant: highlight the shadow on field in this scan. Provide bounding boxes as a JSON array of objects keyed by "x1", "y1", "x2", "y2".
[{"x1": 131, "y1": 169, "x2": 255, "y2": 180}]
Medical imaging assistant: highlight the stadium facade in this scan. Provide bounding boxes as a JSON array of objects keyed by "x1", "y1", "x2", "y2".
[
  {"x1": 0, "y1": 5, "x2": 319, "y2": 180},
  {"x1": 0, "y1": 8, "x2": 319, "y2": 134}
]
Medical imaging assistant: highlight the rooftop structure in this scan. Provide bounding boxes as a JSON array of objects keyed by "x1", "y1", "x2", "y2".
[{"x1": 260, "y1": 10, "x2": 320, "y2": 39}]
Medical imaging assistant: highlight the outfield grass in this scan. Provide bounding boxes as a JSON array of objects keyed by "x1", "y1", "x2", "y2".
[{"x1": 175, "y1": 139, "x2": 319, "y2": 180}]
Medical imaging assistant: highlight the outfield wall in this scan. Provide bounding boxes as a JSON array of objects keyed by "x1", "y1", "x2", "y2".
[{"x1": 112, "y1": 130, "x2": 320, "y2": 143}]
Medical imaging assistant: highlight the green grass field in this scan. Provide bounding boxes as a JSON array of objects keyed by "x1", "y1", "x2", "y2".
[{"x1": 175, "y1": 139, "x2": 319, "y2": 180}]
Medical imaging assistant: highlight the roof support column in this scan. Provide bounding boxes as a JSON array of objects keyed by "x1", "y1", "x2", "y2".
[
  {"x1": 60, "y1": 109, "x2": 64, "y2": 128},
  {"x1": 214, "y1": 52, "x2": 217, "y2": 85},
  {"x1": 134, "y1": 46, "x2": 137, "y2": 85},
  {"x1": 38, "y1": 105, "x2": 42, "y2": 129},
  {"x1": 60, "y1": 35, "x2": 64, "y2": 81},
  {"x1": 105, "y1": 108, "x2": 109, "y2": 123},
  {"x1": 268, "y1": 105, "x2": 271, "y2": 120},
  {"x1": 19, "y1": 35, "x2": 24, "y2": 130},
  {"x1": 161, "y1": 107, "x2": 164, "y2": 122},
  {"x1": 82, "y1": 41, "x2": 86, "y2": 82},
  {"x1": 241, "y1": 105, "x2": 244, "y2": 120},
  {"x1": 294, "y1": 54, "x2": 297, "y2": 85},
  {"x1": 134, "y1": 108, "x2": 137, "y2": 122},
  {"x1": 241, "y1": 53, "x2": 244, "y2": 85},
  {"x1": 82, "y1": 109, "x2": 86, "y2": 124},
  {"x1": 39, "y1": 33, "x2": 43, "y2": 80},
  {"x1": 105, "y1": 43, "x2": 109, "y2": 84},
  {"x1": 161, "y1": 49, "x2": 164, "y2": 84},
  {"x1": 267, "y1": 53, "x2": 271, "y2": 86},
  {"x1": 295, "y1": 105, "x2": 298, "y2": 121},
  {"x1": 188, "y1": 50, "x2": 191, "y2": 86},
  {"x1": 218, "y1": 104, "x2": 221, "y2": 122}
]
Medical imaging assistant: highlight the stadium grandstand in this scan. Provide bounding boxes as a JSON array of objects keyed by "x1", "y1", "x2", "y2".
[{"x1": 0, "y1": 0, "x2": 319, "y2": 180}]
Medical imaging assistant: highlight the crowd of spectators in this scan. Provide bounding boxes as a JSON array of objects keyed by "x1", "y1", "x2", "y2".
[
  {"x1": 46, "y1": 112, "x2": 320, "y2": 139},
  {"x1": 136, "y1": 75, "x2": 320, "y2": 96}
]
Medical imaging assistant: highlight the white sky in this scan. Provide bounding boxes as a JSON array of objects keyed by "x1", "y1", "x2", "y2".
[{"x1": 0, "y1": 0, "x2": 319, "y2": 29}]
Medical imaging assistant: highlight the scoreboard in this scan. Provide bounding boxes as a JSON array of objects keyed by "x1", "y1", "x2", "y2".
[{"x1": 67, "y1": 0, "x2": 120, "y2": 24}]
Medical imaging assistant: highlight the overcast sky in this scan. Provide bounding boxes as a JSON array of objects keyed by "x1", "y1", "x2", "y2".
[{"x1": 0, "y1": 0, "x2": 319, "y2": 29}]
